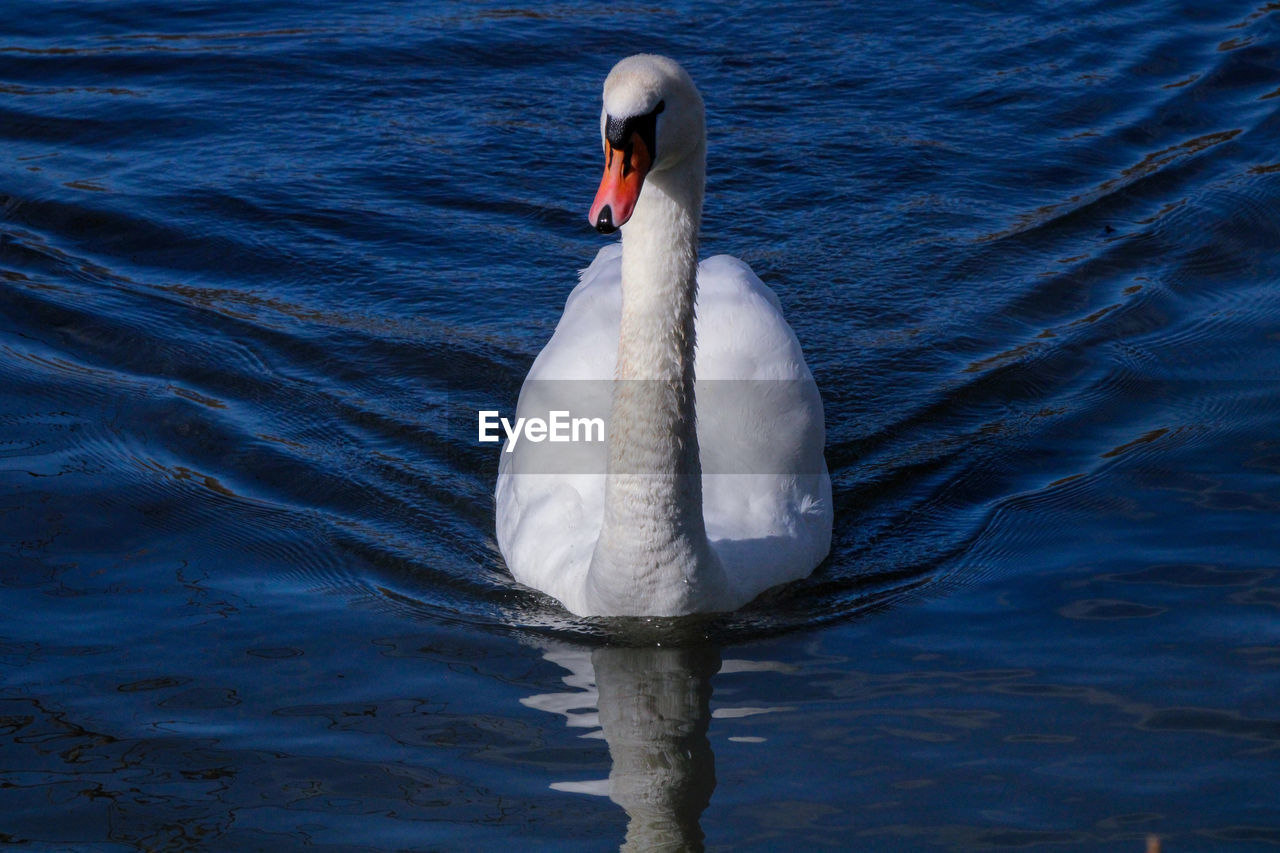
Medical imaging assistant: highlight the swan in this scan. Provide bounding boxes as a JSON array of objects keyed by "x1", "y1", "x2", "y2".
[{"x1": 496, "y1": 54, "x2": 831, "y2": 616}]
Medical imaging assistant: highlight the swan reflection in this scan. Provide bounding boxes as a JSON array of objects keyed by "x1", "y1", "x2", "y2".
[{"x1": 524, "y1": 644, "x2": 793, "y2": 851}]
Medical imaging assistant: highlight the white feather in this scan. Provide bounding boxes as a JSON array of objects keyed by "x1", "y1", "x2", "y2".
[{"x1": 496, "y1": 56, "x2": 831, "y2": 616}]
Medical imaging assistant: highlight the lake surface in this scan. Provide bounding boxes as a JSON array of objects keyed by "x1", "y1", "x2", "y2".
[{"x1": 2, "y1": 0, "x2": 1279, "y2": 849}]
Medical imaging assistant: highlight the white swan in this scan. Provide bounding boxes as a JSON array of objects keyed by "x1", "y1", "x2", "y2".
[{"x1": 496, "y1": 55, "x2": 831, "y2": 616}]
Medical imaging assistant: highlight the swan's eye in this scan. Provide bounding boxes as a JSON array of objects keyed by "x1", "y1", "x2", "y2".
[{"x1": 605, "y1": 99, "x2": 665, "y2": 164}]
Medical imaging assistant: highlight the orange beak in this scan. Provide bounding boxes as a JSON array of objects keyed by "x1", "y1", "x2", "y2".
[{"x1": 589, "y1": 133, "x2": 652, "y2": 234}]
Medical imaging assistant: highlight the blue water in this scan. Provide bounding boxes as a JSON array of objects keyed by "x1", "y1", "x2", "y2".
[{"x1": 2, "y1": 0, "x2": 1279, "y2": 849}]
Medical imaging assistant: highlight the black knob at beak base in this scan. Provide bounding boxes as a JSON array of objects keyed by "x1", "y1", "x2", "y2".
[{"x1": 594, "y1": 205, "x2": 617, "y2": 234}]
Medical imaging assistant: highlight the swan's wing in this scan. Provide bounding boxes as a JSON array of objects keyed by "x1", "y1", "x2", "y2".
[
  {"x1": 694, "y1": 255, "x2": 833, "y2": 599},
  {"x1": 496, "y1": 245, "x2": 621, "y2": 614},
  {"x1": 524, "y1": 243, "x2": 621, "y2": 382}
]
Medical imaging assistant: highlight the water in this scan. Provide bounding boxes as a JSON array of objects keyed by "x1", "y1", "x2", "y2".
[{"x1": 2, "y1": 0, "x2": 1278, "y2": 848}]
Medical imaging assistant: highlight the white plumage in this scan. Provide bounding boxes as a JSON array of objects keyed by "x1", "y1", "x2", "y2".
[{"x1": 496, "y1": 56, "x2": 831, "y2": 616}]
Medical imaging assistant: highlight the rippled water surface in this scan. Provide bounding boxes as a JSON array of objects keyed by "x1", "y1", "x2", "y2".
[{"x1": 3, "y1": 0, "x2": 1280, "y2": 849}]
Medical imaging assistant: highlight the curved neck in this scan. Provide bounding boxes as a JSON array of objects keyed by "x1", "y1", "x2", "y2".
[{"x1": 587, "y1": 146, "x2": 727, "y2": 615}]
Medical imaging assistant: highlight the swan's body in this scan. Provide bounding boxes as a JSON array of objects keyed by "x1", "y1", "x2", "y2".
[{"x1": 496, "y1": 55, "x2": 831, "y2": 616}]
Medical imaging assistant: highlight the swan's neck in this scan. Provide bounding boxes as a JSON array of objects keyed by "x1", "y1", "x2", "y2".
[{"x1": 587, "y1": 147, "x2": 729, "y2": 615}]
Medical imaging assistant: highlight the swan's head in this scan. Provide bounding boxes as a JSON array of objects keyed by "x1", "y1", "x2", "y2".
[{"x1": 589, "y1": 54, "x2": 705, "y2": 234}]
